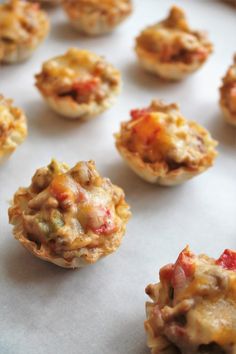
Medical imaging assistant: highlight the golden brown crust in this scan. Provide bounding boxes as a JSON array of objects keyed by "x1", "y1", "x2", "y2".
[
  {"x1": 115, "y1": 100, "x2": 218, "y2": 186},
  {"x1": 62, "y1": 0, "x2": 132, "y2": 35},
  {"x1": 135, "y1": 6, "x2": 213, "y2": 80},
  {"x1": 0, "y1": 0, "x2": 49, "y2": 64},
  {"x1": 0, "y1": 94, "x2": 27, "y2": 162},
  {"x1": 144, "y1": 247, "x2": 236, "y2": 354},
  {"x1": 219, "y1": 55, "x2": 236, "y2": 126},
  {"x1": 8, "y1": 160, "x2": 131, "y2": 268},
  {"x1": 35, "y1": 48, "x2": 121, "y2": 120}
]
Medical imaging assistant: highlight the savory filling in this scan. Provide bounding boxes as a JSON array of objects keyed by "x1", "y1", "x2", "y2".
[
  {"x1": 63, "y1": 0, "x2": 132, "y2": 20},
  {"x1": 118, "y1": 101, "x2": 217, "y2": 172},
  {"x1": 220, "y1": 59, "x2": 236, "y2": 115},
  {"x1": 145, "y1": 247, "x2": 236, "y2": 354},
  {"x1": 0, "y1": 95, "x2": 27, "y2": 156},
  {"x1": 136, "y1": 6, "x2": 212, "y2": 65},
  {"x1": 10, "y1": 160, "x2": 129, "y2": 261},
  {"x1": 0, "y1": 0, "x2": 47, "y2": 49},
  {"x1": 35, "y1": 49, "x2": 120, "y2": 105}
]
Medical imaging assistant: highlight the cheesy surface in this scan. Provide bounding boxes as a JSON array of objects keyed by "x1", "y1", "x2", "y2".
[
  {"x1": 0, "y1": 95, "x2": 27, "y2": 161},
  {"x1": 116, "y1": 100, "x2": 217, "y2": 173},
  {"x1": 145, "y1": 247, "x2": 236, "y2": 354},
  {"x1": 9, "y1": 160, "x2": 131, "y2": 268},
  {"x1": 136, "y1": 6, "x2": 212, "y2": 65},
  {"x1": 35, "y1": 48, "x2": 120, "y2": 106},
  {"x1": 62, "y1": 0, "x2": 132, "y2": 34},
  {"x1": 0, "y1": 0, "x2": 49, "y2": 62}
]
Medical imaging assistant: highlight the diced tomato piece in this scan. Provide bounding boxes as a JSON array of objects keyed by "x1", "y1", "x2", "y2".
[
  {"x1": 216, "y1": 249, "x2": 236, "y2": 271},
  {"x1": 89, "y1": 208, "x2": 116, "y2": 236},
  {"x1": 130, "y1": 108, "x2": 151, "y2": 120},
  {"x1": 72, "y1": 78, "x2": 99, "y2": 96},
  {"x1": 160, "y1": 263, "x2": 174, "y2": 283},
  {"x1": 173, "y1": 246, "x2": 195, "y2": 278},
  {"x1": 50, "y1": 174, "x2": 86, "y2": 203}
]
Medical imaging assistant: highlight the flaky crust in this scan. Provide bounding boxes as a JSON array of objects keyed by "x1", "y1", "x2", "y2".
[
  {"x1": 9, "y1": 160, "x2": 131, "y2": 268},
  {"x1": 0, "y1": 0, "x2": 49, "y2": 64},
  {"x1": 0, "y1": 95, "x2": 27, "y2": 162},
  {"x1": 135, "y1": 6, "x2": 213, "y2": 81},
  {"x1": 115, "y1": 100, "x2": 218, "y2": 186},
  {"x1": 35, "y1": 48, "x2": 121, "y2": 120},
  {"x1": 219, "y1": 55, "x2": 236, "y2": 126},
  {"x1": 115, "y1": 141, "x2": 209, "y2": 186},
  {"x1": 62, "y1": 0, "x2": 132, "y2": 35}
]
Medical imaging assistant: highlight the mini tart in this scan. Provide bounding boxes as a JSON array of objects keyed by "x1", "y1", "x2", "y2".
[
  {"x1": 135, "y1": 6, "x2": 213, "y2": 80},
  {"x1": 0, "y1": 95, "x2": 27, "y2": 163},
  {"x1": 62, "y1": 0, "x2": 132, "y2": 36},
  {"x1": 8, "y1": 159, "x2": 131, "y2": 269},
  {"x1": 145, "y1": 247, "x2": 236, "y2": 354},
  {"x1": 35, "y1": 48, "x2": 121, "y2": 120},
  {"x1": 115, "y1": 100, "x2": 218, "y2": 186},
  {"x1": 219, "y1": 55, "x2": 236, "y2": 126},
  {"x1": 0, "y1": 0, "x2": 49, "y2": 64}
]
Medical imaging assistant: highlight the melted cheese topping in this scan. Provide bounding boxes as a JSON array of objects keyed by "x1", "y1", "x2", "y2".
[
  {"x1": 136, "y1": 6, "x2": 212, "y2": 64},
  {"x1": 0, "y1": 95, "x2": 27, "y2": 159},
  {"x1": 63, "y1": 0, "x2": 132, "y2": 18},
  {"x1": 11, "y1": 159, "x2": 130, "y2": 261},
  {"x1": 119, "y1": 101, "x2": 217, "y2": 170},
  {"x1": 35, "y1": 48, "x2": 120, "y2": 104},
  {"x1": 145, "y1": 248, "x2": 236, "y2": 354},
  {"x1": 0, "y1": 0, "x2": 48, "y2": 43}
]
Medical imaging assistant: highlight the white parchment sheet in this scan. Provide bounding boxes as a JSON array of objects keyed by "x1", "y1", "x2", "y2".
[{"x1": 0, "y1": 1, "x2": 236, "y2": 353}]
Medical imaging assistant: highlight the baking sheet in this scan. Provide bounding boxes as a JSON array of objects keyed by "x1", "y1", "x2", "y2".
[{"x1": 0, "y1": 1, "x2": 236, "y2": 353}]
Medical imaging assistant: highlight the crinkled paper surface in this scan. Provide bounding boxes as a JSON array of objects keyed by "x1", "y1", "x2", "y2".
[{"x1": 0, "y1": 1, "x2": 236, "y2": 353}]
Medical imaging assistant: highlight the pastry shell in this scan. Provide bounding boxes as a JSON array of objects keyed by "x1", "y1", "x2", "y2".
[
  {"x1": 0, "y1": 95, "x2": 27, "y2": 163},
  {"x1": 135, "y1": 6, "x2": 213, "y2": 81},
  {"x1": 115, "y1": 101, "x2": 218, "y2": 186},
  {"x1": 35, "y1": 48, "x2": 121, "y2": 120},
  {"x1": 62, "y1": 0, "x2": 132, "y2": 35},
  {"x1": 0, "y1": 0, "x2": 49, "y2": 64}
]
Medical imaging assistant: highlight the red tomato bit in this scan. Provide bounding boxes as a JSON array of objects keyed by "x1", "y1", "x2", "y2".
[
  {"x1": 216, "y1": 249, "x2": 236, "y2": 271},
  {"x1": 130, "y1": 108, "x2": 151, "y2": 120}
]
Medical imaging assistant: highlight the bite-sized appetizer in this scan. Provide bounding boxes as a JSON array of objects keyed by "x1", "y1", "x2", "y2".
[
  {"x1": 135, "y1": 6, "x2": 213, "y2": 80},
  {"x1": 0, "y1": 95, "x2": 27, "y2": 163},
  {"x1": 8, "y1": 159, "x2": 131, "y2": 268},
  {"x1": 62, "y1": 0, "x2": 132, "y2": 36},
  {"x1": 35, "y1": 48, "x2": 121, "y2": 120},
  {"x1": 115, "y1": 100, "x2": 218, "y2": 186},
  {"x1": 145, "y1": 247, "x2": 236, "y2": 354},
  {"x1": 0, "y1": 0, "x2": 49, "y2": 64},
  {"x1": 219, "y1": 55, "x2": 236, "y2": 126}
]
